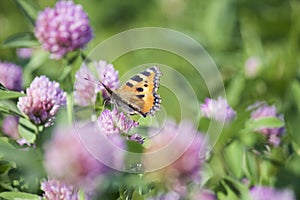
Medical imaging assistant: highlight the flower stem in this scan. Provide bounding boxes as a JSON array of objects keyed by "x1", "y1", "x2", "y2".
[{"x1": 67, "y1": 92, "x2": 73, "y2": 125}]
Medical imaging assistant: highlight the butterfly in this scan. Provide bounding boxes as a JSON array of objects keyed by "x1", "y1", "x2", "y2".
[{"x1": 99, "y1": 66, "x2": 162, "y2": 117}]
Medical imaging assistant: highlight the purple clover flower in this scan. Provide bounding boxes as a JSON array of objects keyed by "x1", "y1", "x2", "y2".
[
  {"x1": 190, "y1": 189, "x2": 216, "y2": 200},
  {"x1": 98, "y1": 108, "x2": 139, "y2": 135},
  {"x1": 245, "y1": 57, "x2": 261, "y2": 78},
  {"x1": 41, "y1": 178, "x2": 79, "y2": 200},
  {"x1": 143, "y1": 120, "x2": 207, "y2": 188},
  {"x1": 0, "y1": 61, "x2": 22, "y2": 91},
  {"x1": 249, "y1": 186, "x2": 295, "y2": 200},
  {"x1": 35, "y1": 0, "x2": 93, "y2": 59},
  {"x1": 147, "y1": 189, "x2": 216, "y2": 200},
  {"x1": 2, "y1": 116, "x2": 31, "y2": 146},
  {"x1": 200, "y1": 97, "x2": 236, "y2": 123},
  {"x1": 16, "y1": 48, "x2": 33, "y2": 59},
  {"x1": 44, "y1": 125, "x2": 125, "y2": 191},
  {"x1": 74, "y1": 64, "x2": 97, "y2": 106},
  {"x1": 17, "y1": 76, "x2": 66, "y2": 127},
  {"x1": 147, "y1": 191, "x2": 180, "y2": 200},
  {"x1": 2, "y1": 116, "x2": 19, "y2": 140},
  {"x1": 95, "y1": 60, "x2": 119, "y2": 99},
  {"x1": 250, "y1": 103, "x2": 285, "y2": 146},
  {"x1": 44, "y1": 126, "x2": 105, "y2": 189},
  {"x1": 74, "y1": 61, "x2": 119, "y2": 106}
]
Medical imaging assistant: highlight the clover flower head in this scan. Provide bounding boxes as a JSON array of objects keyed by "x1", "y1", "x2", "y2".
[
  {"x1": 2, "y1": 116, "x2": 19, "y2": 140},
  {"x1": 147, "y1": 189, "x2": 216, "y2": 200},
  {"x1": 147, "y1": 191, "x2": 180, "y2": 200},
  {"x1": 35, "y1": 0, "x2": 93, "y2": 59},
  {"x1": 143, "y1": 120, "x2": 207, "y2": 187},
  {"x1": 2, "y1": 116, "x2": 31, "y2": 146},
  {"x1": 95, "y1": 60, "x2": 119, "y2": 99},
  {"x1": 190, "y1": 189, "x2": 216, "y2": 200},
  {"x1": 98, "y1": 108, "x2": 139, "y2": 135},
  {"x1": 17, "y1": 76, "x2": 66, "y2": 127},
  {"x1": 200, "y1": 97, "x2": 236, "y2": 123},
  {"x1": 73, "y1": 60, "x2": 119, "y2": 106},
  {"x1": 16, "y1": 48, "x2": 33, "y2": 59},
  {"x1": 250, "y1": 102, "x2": 285, "y2": 146},
  {"x1": 249, "y1": 186, "x2": 295, "y2": 200},
  {"x1": 41, "y1": 178, "x2": 79, "y2": 200},
  {"x1": 0, "y1": 61, "x2": 23, "y2": 91},
  {"x1": 74, "y1": 64, "x2": 97, "y2": 106},
  {"x1": 44, "y1": 126, "x2": 106, "y2": 189}
]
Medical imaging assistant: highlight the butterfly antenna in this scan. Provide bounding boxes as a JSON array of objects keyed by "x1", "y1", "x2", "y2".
[
  {"x1": 100, "y1": 74, "x2": 113, "y2": 94},
  {"x1": 84, "y1": 76, "x2": 113, "y2": 95},
  {"x1": 98, "y1": 81, "x2": 113, "y2": 95}
]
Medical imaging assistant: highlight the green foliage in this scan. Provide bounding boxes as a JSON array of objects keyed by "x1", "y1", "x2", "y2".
[
  {"x1": 0, "y1": 90, "x2": 25, "y2": 100},
  {"x1": 2, "y1": 32, "x2": 39, "y2": 48},
  {"x1": 12, "y1": 0, "x2": 40, "y2": 25},
  {"x1": 17, "y1": 118, "x2": 37, "y2": 144},
  {"x1": 0, "y1": 101, "x2": 23, "y2": 117},
  {"x1": 0, "y1": 191, "x2": 40, "y2": 200},
  {"x1": 245, "y1": 117, "x2": 284, "y2": 132}
]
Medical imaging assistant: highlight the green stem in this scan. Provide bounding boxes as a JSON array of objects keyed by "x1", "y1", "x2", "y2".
[
  {"x1": 34, "y1": 125, "x2": 43, "y2": 148},
  {"x1": 67, "y1": 92, "x2": 73, "y2": 125},
  {"x1": 80, "y1": 51, "x2": 93, "y2": 63},
  {"x1": 126, "y1": 186, "x2": 135, "y2": 200}
]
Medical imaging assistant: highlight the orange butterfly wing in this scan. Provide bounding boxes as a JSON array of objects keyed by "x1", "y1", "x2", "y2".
[{"x1": 114, "y1": 66, "x2": 161, "y2": 116}]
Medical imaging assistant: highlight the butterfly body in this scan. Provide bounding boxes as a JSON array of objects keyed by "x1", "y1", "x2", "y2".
[{"x1": 101, "y1": 66, "x2": 162, "y2": 117}]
